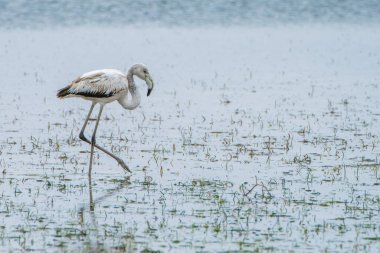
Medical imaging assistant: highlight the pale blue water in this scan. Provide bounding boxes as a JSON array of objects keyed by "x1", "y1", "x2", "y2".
[{"x1": 0, "y1": 0, "x2": 380, "y2": 28}]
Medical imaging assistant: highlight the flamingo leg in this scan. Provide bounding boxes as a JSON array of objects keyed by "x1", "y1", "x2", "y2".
[
  {"x1": 89, "y1": 104, "x2": 104, "y2": 177},
  {"x1": 79, "y1": 103, "x2": 131, "y2": 173},
  {"x1": 79, "y1": 102, "x2": 96, "y2": 140}
]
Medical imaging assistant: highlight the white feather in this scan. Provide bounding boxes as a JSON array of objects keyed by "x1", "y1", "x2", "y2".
[{"x1": 68, "y1": 69, "x2": 128, "y2": 97}]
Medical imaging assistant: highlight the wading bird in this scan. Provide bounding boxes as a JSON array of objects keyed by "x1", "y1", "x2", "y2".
[{"x1": 57, "y1": 64, "x2": 154, "y2": 176}]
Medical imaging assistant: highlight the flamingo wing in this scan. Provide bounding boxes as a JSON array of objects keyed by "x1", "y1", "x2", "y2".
[{"x1": 57, "y1": 69, "x2": 128, "y2": 98}]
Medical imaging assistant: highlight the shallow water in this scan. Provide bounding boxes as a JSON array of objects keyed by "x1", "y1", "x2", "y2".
[
  {"x1": 0, "y1": 24, "x2": 380, "y2": 252},
  {"x1": 1, "y1": 0, "x2": 380, "y2": 28}
]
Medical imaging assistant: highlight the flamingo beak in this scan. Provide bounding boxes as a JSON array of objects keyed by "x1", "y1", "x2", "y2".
[{"x1": 145, "y1": 74, "x2": 154, "y2": 96}]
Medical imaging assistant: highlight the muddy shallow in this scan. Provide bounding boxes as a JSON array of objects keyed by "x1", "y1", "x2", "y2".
[{"x1": 0, "y1": 26, "x2": 379, "y2": 252}]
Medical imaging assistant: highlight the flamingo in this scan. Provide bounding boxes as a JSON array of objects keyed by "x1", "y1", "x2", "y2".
[{"x1": 57, "y1": 63, "x2": 154, "y2": 176}]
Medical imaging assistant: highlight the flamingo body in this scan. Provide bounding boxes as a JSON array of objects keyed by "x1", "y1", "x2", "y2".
[{"x1": 58, "y1": 69, "x2": 129, "y2": 104}]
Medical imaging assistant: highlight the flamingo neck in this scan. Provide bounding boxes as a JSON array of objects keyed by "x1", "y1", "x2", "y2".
[{"x1": 118, "y1": 71, "x2": 141, "y2": 110}]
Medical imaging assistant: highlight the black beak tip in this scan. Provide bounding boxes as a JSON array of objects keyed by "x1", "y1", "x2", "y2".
[{"x1": 147, "y1": 89, "x2": 152, "y2": 96}]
